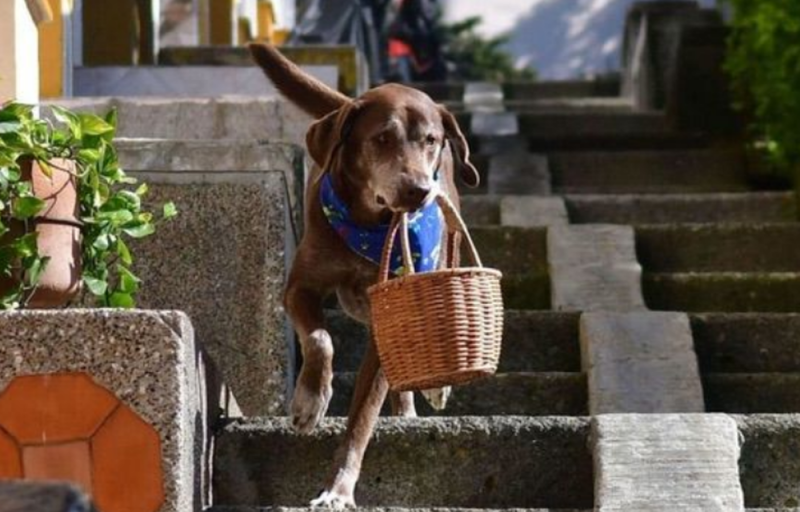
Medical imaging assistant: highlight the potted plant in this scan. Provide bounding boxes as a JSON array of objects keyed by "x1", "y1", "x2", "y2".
[{"x1": 0, "y1": 102, "x2": 176, "y2": 309}]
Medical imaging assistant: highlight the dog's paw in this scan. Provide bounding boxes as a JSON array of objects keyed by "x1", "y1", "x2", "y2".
[
  {"x1": 421, "y1": 386, "x2": 451, "y2": 411},
  {"x1": 291, "y1": 376, "x2": 332, "y2": 434},
  {"x1": 310, "y1": 489, "x2": 355, "y2": 509}
]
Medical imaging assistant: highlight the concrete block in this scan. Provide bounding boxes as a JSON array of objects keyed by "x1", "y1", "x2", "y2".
[
  {"x1": 500, "y1": 196, "x2": 568, "y2": 227},
  {"x1": 126, "y1": 170, "x2": 295, "y2": 416},
  {"x1": 0, "y1": 481, "x2": 94, "y2": 512},
  {"x1": 548, "y1": 225, "x2": 646, "y2": 311},
  {"x1": 471, "y1": 112, "x2": 519, "y2": 136},
  {"x1": 0, "y1": 310, "x2": 205, "y2": 512},
  {"x1": 488, "y1": 152, "x2": 550, "y2": 195},
  {"x1": 593, "y1": 414, "x2": 744, "y2": 511},
  {"x1": 580, "y1": 312, "x2": 704, "y2": 414},
  {"x1": 464, "y1": 82, "x2": 505, "y2": 113}
]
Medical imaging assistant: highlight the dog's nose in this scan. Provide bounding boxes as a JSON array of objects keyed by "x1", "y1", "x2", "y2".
[{"x1": 403, "y1": 184, "x2": 431, "y2": 206}]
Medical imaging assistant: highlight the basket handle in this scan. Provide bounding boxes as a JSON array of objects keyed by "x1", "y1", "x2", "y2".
[{"x1": 377, "y1": 193, "x2": 483, "y2": 283}]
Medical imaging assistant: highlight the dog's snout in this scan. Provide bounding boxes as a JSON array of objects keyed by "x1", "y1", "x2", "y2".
[{"x1": 403, "y1": 183, "x2": 431, "y2": 206}]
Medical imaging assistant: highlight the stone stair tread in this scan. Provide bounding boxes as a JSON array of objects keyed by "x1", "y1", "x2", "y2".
[
  {"x1": 705, "y1": 373, "x2": 800, "y2": 414},
  {"x1": 462, "y1": 192, "x2": 796, "y2": 226},
  {"x1": 209, "y1": 507, "x2": 589, "y2": 512},
  {"x1": 213, "y1": 416, "x2": 594, "y2": 509},
  {"x1": 213, "y1": 415, "x2": 800, "y2": 510},
  {"x1": 324, "y1": 310, "x2": 580, "y2": 373},
  {"x1": 636, "y1": 223, "x2": 800, "y2": 273},
  {"x1": 328, "y1": 372, "x2": 587, "y2": 417},
  {"x1": 643, "y1": 272, "x2": 800, "y2": 313},
  {"x1": 549, "y1": 148, "x2": 748, "y2": 193}
]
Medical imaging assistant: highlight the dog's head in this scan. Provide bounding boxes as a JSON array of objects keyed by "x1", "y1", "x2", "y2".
[{"x1": 306, "y1": 84, "x2": 479, "y2": 213}]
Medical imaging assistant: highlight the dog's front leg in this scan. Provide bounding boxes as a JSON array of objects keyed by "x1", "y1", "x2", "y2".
[
  {"x1": 285, "y1": 283, "x2": 334, "y2": 434},
  {"x1": 312, "y1": 338, "x2": 388, "y2": 508}
]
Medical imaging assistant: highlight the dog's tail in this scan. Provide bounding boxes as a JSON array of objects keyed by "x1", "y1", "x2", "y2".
[{"x1": 248, "y1": 43, "x2": 350, "y2": 119}]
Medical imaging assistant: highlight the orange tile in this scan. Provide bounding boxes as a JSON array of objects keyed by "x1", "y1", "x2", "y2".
[
  {"x1": 0, "y1": 373, "x2": 119, "y2": 444},
  {"x1": 22, "y1": 440, "x2": 93, "y2": 494},
  {"x1": 0, "y1": 427, "x2": 22, "y2": 478},
  {"x1": 91, "y1": 405, "x2": 164, "y2": 512}
]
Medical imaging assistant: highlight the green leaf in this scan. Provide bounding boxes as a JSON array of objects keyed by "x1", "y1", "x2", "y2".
[
  {"x1": 96, "y1": 209, "x2": 134, "y2": 225},
  {"x1": 37, "y1": 159, "x2": 53, "y2": 178},
  {"x1": 135, "y1": 183, "x2": 149, "y2": 197},
  {"x1": 117, "y1": 266, "x2": 140, "y2": 294},
  {"x1": 78, "y1": 148, "x2": 101, "y2": 163},
  {"x1": 50, "y1": 105, "x2": 81, "y2": 139},
  {"x1": 12, "y1": 196, "x2": 46, "y2": 219},
  {"x1": 162, "y1": 201, "x2": 178, "y2": 219},
  {"x1": 79, "y1": 115, "x2": 114, "y2": 136},
  {"x1": 12, "y1": 233, "x2": 38, "y2": 258},
  {"x1": 0, "y1": 122, "x2": 22, "y2": 134},
  {"x1": 122, "y1": 222, "x2": 155, "y2": 238},
  {"x1": 83, "y1": 275, "x2": 108, "y2": 296},
  {"x1": 92, "y1": 233, "x2": 112, "y2": 251},
  {"x1": 116, "y1": 238, "x2": 132, "y2": 265},
  {"x1": 26, "y1": 256, "x2": 50, "y2": 285},
  {"x1": 109, "y1": 291, "x2": 135, "y2": 308}
]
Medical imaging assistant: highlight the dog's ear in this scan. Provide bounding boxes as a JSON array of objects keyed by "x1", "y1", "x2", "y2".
[
  {"x1": 306, "y1": 101, "x2": 361, "y2": 172},
  {"x1": 439, "y1": 106, "x2": 479, "y2": 188}
]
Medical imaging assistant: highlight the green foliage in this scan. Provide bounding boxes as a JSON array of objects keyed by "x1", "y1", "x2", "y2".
[
  {"x1": 0, "y1": 102, "x2": 177, "y2": 310},
  {"x1": 723, "y1": 0, "x2": 800, "y2": 171},
  {"x1": 439, "y1": 16, "x2": 536, "y2": 82}
]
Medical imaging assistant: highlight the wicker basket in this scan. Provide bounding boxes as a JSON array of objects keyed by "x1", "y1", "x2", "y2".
[{"x1": 368, "y1": 194, "x2": 504, "y2": 392}]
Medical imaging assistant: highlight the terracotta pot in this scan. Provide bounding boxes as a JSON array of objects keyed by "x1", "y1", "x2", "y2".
[{"x1": 0, "y1": 159, "x2": 82, "y2": 308}]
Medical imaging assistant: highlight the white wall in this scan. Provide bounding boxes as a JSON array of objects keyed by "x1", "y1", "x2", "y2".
[
  {"x1": 0, "y1": 0, "x2": 40, "y2": 103},
  {"x1": 443, "y1": 0, "x2": 718, "y2": 79}
]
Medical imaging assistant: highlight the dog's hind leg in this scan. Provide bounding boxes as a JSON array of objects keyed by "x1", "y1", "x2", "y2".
[
  {"x1": 311, "y1": 337, "x2": 388, "y2": 508},
  {"x1": 285, "y1": 283, "x2": 334, "y2": 435},
  {"x1": 390, "y1": 391, "x2": 417, "y2": 417}
]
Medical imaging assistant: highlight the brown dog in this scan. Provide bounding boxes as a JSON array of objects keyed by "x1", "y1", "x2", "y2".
[{"x1": 249, "y1": 44, "x2": 479, "y2": 508}]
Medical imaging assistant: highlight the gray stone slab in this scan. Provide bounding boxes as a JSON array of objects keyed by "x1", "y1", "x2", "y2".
[
  {"x1": 580, "y1": 312, "x2": 704, "y2": 414},
  {"x1": 464, "y1": 82, "x2": 505, "y2": 113},
  {"x1": 547, "y1": 225, "x2": 646, "y2": 311},
  {"x1": 117, "y1": 139, "x2": 305, "y2": 235},
  {"x1": 500, "y1": 196, "x2": 568, "y2": 227},
  {"x1": 471, "y1": 112, "x2": 519, "y2": 136},
  {"x1": 0, "y1": 310, "x2": 205, "y2": 512},
  {"x1": 593, "y1": 414, "x2": 744, "y2": 511},
  {"x1": 213, "y1": 417, "x2": 593, "y2": 508},
  {"x1": 73, "y1": 66, "x2": 338, "y2": 97},
  {"x1": 488, "y1": 152, "x2": 550, "y2": 195},
  {"x1": 42, "y1": 98, "x2": 313, "y2": 147},
  {"x1": 0, "y1": 481, "x2": 94, "y2": 512},
  {"x1": 127, "y1": 171, "x2": 295, "y2": 416}
]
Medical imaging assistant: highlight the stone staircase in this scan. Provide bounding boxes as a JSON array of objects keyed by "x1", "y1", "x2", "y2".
[{"x1": 206, "y1": 73, "x2": 800, "y2": 512}]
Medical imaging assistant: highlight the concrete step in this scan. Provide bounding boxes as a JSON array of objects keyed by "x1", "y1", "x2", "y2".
[
  {"x1": 328, "y1": 372, "x2": 587, "y2": 417},
  {"x1": 566, "y1": 193, "x2": 796, "y2": 225},
  {"x1": 210, "y1": 507, "x2": 590, "y2": 512},
  {"x1": 411, "y1": 79, "x2": 620, "y2": 102},
  {"x1": 212, "y1": 415, "x2": 800, "y2": 509},
  {"x1": 208, "y1": 508, "x2": 794, "y2": 512},
  {"x1": 549, "y1": 149, "x2": 750, "y2": 194},
  {"x1": 325, "y1": 310, "x2": 580, "y2": 373},
  {"x1": 445, "y1": 97, "x2": 635, "y2": 114},
  {"x1": 636, "y1": 224, "x2": 800, "y2": 273},
  {"x1": 464, "y1": 112, "x2": 709, "y2": 152},
  {"x1": 462, "y1": 193, "x2": 796, "y2": 225},
  {"x1": 705, "y1": 374, "x2": 800, "y2": 414},
  {"x1": 643, "y1": 273, "x2": 800, "y2": 313},
  {"x1": 213, "y1": 417, "x2": 594, "y2": 509}
]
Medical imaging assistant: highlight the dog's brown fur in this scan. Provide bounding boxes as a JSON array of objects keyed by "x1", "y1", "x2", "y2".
[{"x1": 249, "y1": 43, "x2": 478, "y2": 507}]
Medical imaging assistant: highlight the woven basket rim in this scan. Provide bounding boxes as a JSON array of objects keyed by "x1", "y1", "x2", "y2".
[{"x1": 367, "y1": 266, "x2": 503, "y2": 294}]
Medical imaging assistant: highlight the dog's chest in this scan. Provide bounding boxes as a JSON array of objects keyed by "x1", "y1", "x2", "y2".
[{"x1": 335, "y1": 258, "x2": 379, "y2": 324}]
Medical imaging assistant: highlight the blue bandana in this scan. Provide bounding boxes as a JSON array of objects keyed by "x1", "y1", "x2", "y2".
[{"x1": 320, "y1": 173, "x2": 443, "y2": 276}]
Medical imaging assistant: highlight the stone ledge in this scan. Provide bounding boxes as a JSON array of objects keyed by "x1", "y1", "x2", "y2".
[{"x1": 0, "y1": 309, "x2": 205, "y2": 512}]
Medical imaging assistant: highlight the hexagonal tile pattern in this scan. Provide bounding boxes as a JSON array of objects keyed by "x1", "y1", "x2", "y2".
[{"x1": 0, "y1": 372, "x2": 164, "y2": 512}]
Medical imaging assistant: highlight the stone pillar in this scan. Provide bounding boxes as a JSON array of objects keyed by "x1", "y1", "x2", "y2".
[{"x1": 0, "y1": 0, "x2": 40, "y2": 103}]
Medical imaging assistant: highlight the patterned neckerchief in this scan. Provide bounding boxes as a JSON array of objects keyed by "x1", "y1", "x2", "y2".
[{"x1": 320, "y1": 173, "x2": 442, "y2": 276}]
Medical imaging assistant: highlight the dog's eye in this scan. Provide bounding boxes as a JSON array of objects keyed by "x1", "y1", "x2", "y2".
[
  {"x1": 375, "y1": 133, "x2": 390, "y2": 145},
  {"x1": 425, "y1": 134, "x2": 437, "y2": 146}
]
